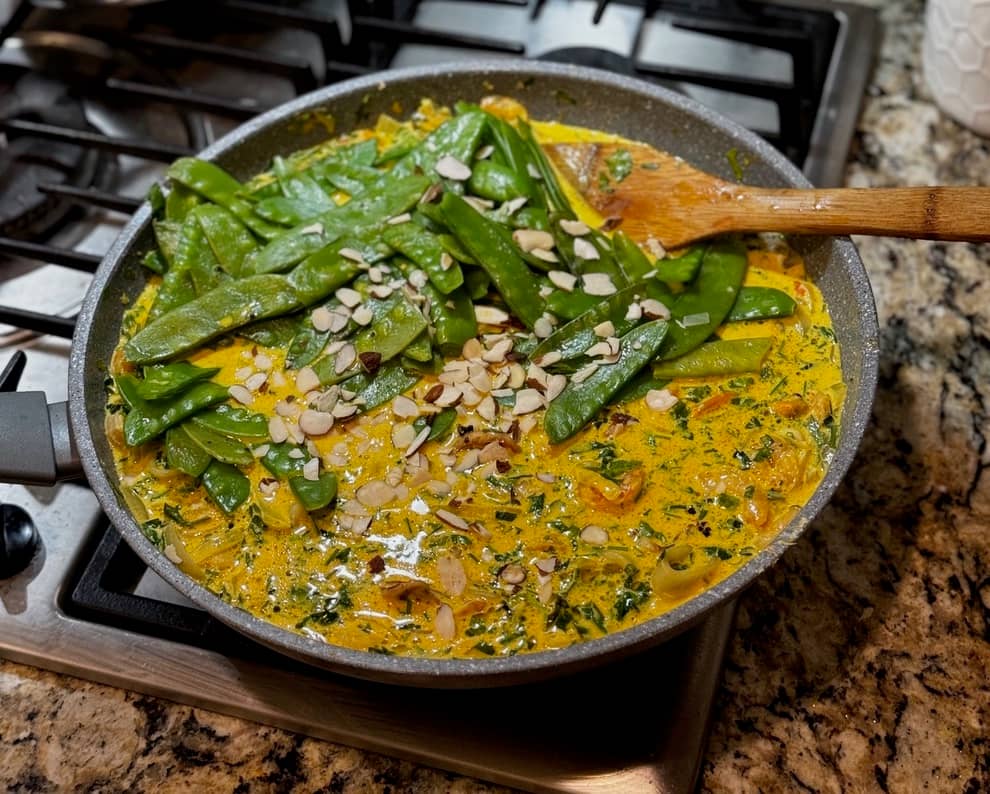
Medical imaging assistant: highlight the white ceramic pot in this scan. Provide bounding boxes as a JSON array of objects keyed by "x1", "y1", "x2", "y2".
[{"x1": 923, "y1": 0, "x2": 990, "y2": 135}]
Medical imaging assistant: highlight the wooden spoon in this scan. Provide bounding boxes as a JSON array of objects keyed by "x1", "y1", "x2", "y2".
[{"x1": 543, "y1": 141, "x2": 990, "y2": 249}]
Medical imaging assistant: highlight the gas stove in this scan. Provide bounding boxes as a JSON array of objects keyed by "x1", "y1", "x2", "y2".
[{"x1": 0, "y1": 1, "x2": 877, "y2": 791}]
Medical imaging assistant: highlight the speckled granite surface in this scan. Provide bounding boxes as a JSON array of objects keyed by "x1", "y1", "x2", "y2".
[{"x1": 2, "y1": 1, "x2": 989, "y2": 792}]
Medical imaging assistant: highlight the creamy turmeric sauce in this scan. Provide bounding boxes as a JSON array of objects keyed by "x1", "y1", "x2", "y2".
[{"x1": 108, "y1": 102, "x2": 843, "y2": 658}]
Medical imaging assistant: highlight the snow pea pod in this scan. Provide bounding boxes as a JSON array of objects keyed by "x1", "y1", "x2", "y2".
[
  {"x1": 253, "y1": 196, "x2": 324, "y2": 226},
  {"x1": 312, "y1": 293, "x2": 428, "y2": 386},
  {"x1": 125, "y1": 275, "x2": 302, "y2": 364},
  {"x1": 191, "y1": 404, "x2": 269, "y2": 439},
  {"x1": 153, "y1": 220, "x2": 182, "y2": 268},
  {"x1": 422, "y1": 282, "x2": 477, "y2": 356},
  {"x1": 383, "y1": 223, "x2": 464, "y2": 294},
  {"x1": 438, "y1": 233, "x2": 477, "y2": 266},
  {"x1": 660, "y1": 239, "x2": 748, "y2": 362},
  {"x1": 345, "y1": 361, "x2": 419, "y2": 412},
  {"x1": 656, "y1": 247, "x2": 704, "y2": 283},
  {"x1": 726, "y1": 287, "x2": 796, "y2": 322},
  {"x1": 165, "y1": 424, "x2": 212, "y2": 477},
  {"x1": 121, "y1": 380, "x2": 229, "y2": 446},
  {"x1": 318, "y1": 162, "x2": 381, "y2": 196},
  {"x1": 238, "y1": 316, "x2": 299, "y2": 348},
  {"x1": 165, "y1": 183, "x2": 201, "y2": 222},
  {"x1": 544, "y1": 288, "x2": 600, "y2": 321},
  {"x1": 652, "y1": 338, "x2": 772, "y2": 378},
  {"x1": 261, "y1": 442, "x2": 311, "y2": 478},
  {"x1": 246, "y1": 229, "x2": 331, "y2": 275},
  {"x1": 516, "y1": 121, "x2": 575, "y2": 217},
  {"x1": 194, "y1": 204, "x2": 258, "y2": 278},
  {"x1": 136, "y1": 361, "x2": 220, "y2": 400},
  {"x1": 532, "y1": 280, "x2": 674, "y2": 363},
  {"x1": 463, "y1": 269, "x2": 490, "y2": 300},
  {"x1": 402, "y1": 332, "x2": 434, "y2": 363},
  {"x1": 147, "y1": 266, "x2": 196, "y2": 321},
  {"x1": 184, "y1": 419, "x2": 255, "y2": 466},
  {"x1": 175, "y1": 214, "x2": 226, "y2": 295},
  {"x1": 544, "y1": 320, "x2": 669, "y2": 444},
  {"x1": 612, "y1": 231, "x2": 653, "y2": 282},
  {"x1": 286, "y1": 247, "x2": 362, "y2": 307},
  {"x1": 166, "y1": 158, "x2": 281, "y2": 240},
  {"x1": 273, "y1": 155, "x2": 335, "y2": 211},
  {"x1": 201, "y1": 461, "x2": 250, "y2": 514},
  {"x1": 440, "y1": 192, "x2": 544, "y2": 330},
  {"x1": 394, "y1": 111, "x2": 486, "y2": 178},
  {"x1": 468, "y1": 160, "x2": 528, "y2": 202},
  {"x1": 481, "y1": 112, "x2": 544, "y2": 206},
  {"x1": 290, "y1": 472, "x2": 338, "y2": 512},
  {"x1": 142, "y1": 251, "x2": 168, "y2": 275}
]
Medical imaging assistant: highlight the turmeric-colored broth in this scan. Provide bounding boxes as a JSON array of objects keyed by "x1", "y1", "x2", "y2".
[{"x1": 108, "y1": 101, "x2": 843, "y2": 658}]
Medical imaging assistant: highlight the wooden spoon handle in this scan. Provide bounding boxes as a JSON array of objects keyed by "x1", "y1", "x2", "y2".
[{"x1": 730, "y1": 186, "x2": 990, "y2": 242}]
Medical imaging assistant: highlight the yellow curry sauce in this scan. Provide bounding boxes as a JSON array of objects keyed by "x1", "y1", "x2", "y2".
[{"x1": 107, "y1": 102, "x2": 843, "y2": 659}]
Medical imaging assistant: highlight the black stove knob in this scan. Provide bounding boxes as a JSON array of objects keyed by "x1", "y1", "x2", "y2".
[{"x1": 0, "y1": 503, "x2": 39, "y2": 578}]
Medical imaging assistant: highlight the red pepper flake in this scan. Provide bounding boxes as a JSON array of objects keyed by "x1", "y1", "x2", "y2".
[{"x1": 368, "y1": 555, "x2": 385, "y2": 573}]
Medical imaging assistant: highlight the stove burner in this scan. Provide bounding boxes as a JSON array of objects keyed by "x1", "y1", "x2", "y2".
[
  {"x1": 0, "y1": 71, "x2": 114, "y2": 239},
  {"x1": 538, "y1": 46, "x2": 636, "y2": 75}
]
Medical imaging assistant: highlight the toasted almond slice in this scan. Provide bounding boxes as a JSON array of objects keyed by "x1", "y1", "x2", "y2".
[
  {"x1": 502, "y1": 196, "x2": 528, "y2": 214},
  {"x1": 461, "y1": 338, "x2": 484, "y2": 360},
  {"x1": 580, "y1": 525, "x2": 609, "y2": 546},
  {"x1": 530, "y1": 247, "x2": 559, "y2": 263},
  {"x1": 534, "y1": 315, "x2": 555, "y2": 339},
  {"x1": 512, "y1": 388, "x2": 543, "y2": 415},
  {"x1": 439, "y1": 252, "x2": 454, "y2": 271},
  {"x1": 535, "y1": 556, "x2": 558, "y2": 574},
  {"x1": 585, "y1": 341, "x2": 613, "y2": 358},
  {"x1": 370, "y1": 285, "x2": 393, "y2": 299},
  {"x1": 625, "y1": 302, "x2": 643, "y2": 322},
  {"x1": 244, "y1": 372, "x2": 268, "y2": 392},
  {"x1": 535, "y1": 351, "x2": 562, "y2": 368},
  {"x1": 436, "y1": 508, "x2": 470, "y2": 531},
  {"x1": 475, "y1": 144, "x2": 495, "y2": 160},
  {"x1": 545, "y1": 374, "x2": 567, "y2": 402},
  {"x1": 646, "y1": 388, "x2": 679, "y2": 412},
  {"x1": 573, "y1": 237, "x2": 600, "y2": 260},
  {"x1": 548, "y1": 270, "x2": 578, "y2": 292},
  {"x1": 356, "y1": 479, "x2": 396, "y2": 508},
  {"x1": 527, "y1": 163, "x2": 541, "y2": 179},
  {"x1": 458, "y1": 383, "x2": 483, "y2": 406},
  {"x1": 409, "y1": 269, "x2": 428, "y2": 289},
  {"x1": 405, "y1": 425, "x2": 431, "y2": 457},
  {"x1": 268, "y1": 415, "x2": 289, "y2": 444},
  {"x1": 329, "y1": 309, "x2": 350, "y2": 333},
  {"x1": 334, "y1": 343, "x2": 357, "y2": 375},
  {"x1": 352, "y1": 305, "x2": 374, "y2": 326},
  {"x1": 392, "y1": 423, "x2": 416, "y2": 449},
  {"x1": 335, "y1": 287, "x2": 362, "y2": 308},
  {"x1": 641, "y1": 298, "x2": 672, "y2": 320},
  {"x1": 507, "y1": 362, "x2": 527, "y2": 389},
  {"x1": 392, "y1": 394, "x2": 420, "y2": 419},
  {"x1": 594, "y1": 320, "x2": 616, "y2": 338},
  {"x1": 475, "y1": 305, "x2": 511, "y2": 326},
  {"x1": 433, "y1": 384, "x2": 463, "y2": 407},
  {"x1": 302, "y1": 457, "x2": 320, "y2": 481},
  {"x1": 311, "y1": 306, "x2": 333, "y2": 332},
  {"x1": 435, "y1": 604, "x2": 456, "y2": 640},
  {"x1": 645, "y1": 236, "x2": 667, "y2": 259},
  {"x1": 386, "y1": 212, "x2": 412, "y2": 225},
  {"x1": 476, "y1": 395, "x2": 497, "y2": 422},
  {"x1": 275, "y1": 400, "x2": 299, "y2": 419},
  {"x1": 332, "y1": 402, "x2": 358, "y2": 419},
  {"x1": 512, "y1": 228, "x2": 554, "y2": 252},
  {"x1": 559, "y1": 218, "x2": 590, "y2": 236},
  {"x1": 482, "y1": 337, "x2": 514, "y2": 363},
  {"x1": 235, "y1": 365, "x2": 254, "y2": 381},
  {"x1": 299, "y1": 409, "x2": 333, "y2": 436},
  {"x1": 500, "y1": 564, "x2": 526, "y2": 584},
  {"x1": 582, "y1": 273, "x2": 617, "y2": 296},
  {"x1": 253, "y1": 353, "x2": 273, "y2": 371},
  {"x1": 299, "y1": 222, "x2": 324, "y2": 236},
  {"x1": 252, "y1": 443, "x2": 271, "y2": 458},
  {"x1": 338, "y1": 248, "x2": 366, "y2": 264},
  {"x1": 435, "y1": 154, "x2": 472, "y2": 181},
  {"x1": 463, "y1": 195, "x2": 495, "y2": 212},
  {"x1": 437, "y1": 555, "x2": 467, "y2": 596},
  {"x1": 536, "y1": 472, "x2": 556, "y2": 484},
  {"x1": 572, "y1": 363, "x2": 599, "y2": 384},
  {"x1": 228, "y1": 384, "x2": 254, "y2": 405}
]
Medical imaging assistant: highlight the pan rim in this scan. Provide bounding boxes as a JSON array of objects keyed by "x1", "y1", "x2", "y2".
[{"x1": 70, "y1": 59, "x2": 879, "y2": 687}]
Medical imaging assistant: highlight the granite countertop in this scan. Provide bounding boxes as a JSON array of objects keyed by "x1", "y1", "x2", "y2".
[{"x1": 3, "y1": 0, "x2": 989, "y2": 791}]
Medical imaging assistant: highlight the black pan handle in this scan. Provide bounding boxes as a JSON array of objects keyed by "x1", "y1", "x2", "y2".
[{"x1": 0, "y1": 353, "x2": 82, "y2": 486}]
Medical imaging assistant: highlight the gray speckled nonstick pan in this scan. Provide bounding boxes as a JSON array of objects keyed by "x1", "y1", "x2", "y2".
[{"x1": 61, "y1": 61, "x2": 878, "y2": 688}]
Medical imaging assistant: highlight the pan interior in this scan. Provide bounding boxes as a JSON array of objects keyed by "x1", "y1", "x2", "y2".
[{"x1": 73, "y1": 62, "x2": 877, "y2": 687}]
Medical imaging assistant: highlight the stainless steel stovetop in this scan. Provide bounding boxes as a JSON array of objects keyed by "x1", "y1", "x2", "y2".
[{"x1": 0, "y1": 1, "x2": 877, "y2": 791}]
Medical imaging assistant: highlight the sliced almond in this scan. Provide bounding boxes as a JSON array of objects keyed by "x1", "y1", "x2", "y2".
[
  {"x1": 462, "y1": 338, "x2": 484, "y2": 360},
  {"x1": 299, "y1": 409, "x2": 333, "y2": 436},
  {"x1": 392, "y1": 423, "x2": 416, "y2": 449},
  {"x1": 268, "y1": 415, "x2": 289, "y2": 444},
  {"x1": 463, "y1": 195, "x2": 495, "y2": 212},
  {"x1": 302, "y1": 457, "x2": 320, "y2": 482},
  {"x1": 439, "y1": 252, "x2": 454, "y2": 271},
  {"x1": 332, "y1": 402, "x2": 358, "y2": 419},
  {"x1": 534, "y1": 556, "x2": 558, "y2": 574},
  {"x1": 475, "y1": 305, "x2": 511, "y2": 326},
  {"x1": 386, "y1": 212, "x2": 412, "y2": 225},
  {"x1": 351, "y1": 305, "x2": 374, "y2": 326},
  {"x1": 646, "y1": 388, "x2": 678, "y2": 412},
  {"x1": 311, "y1": 306, "x2": 333, "y2": 332},
  {"x1": 582, "y1": 273, "x2": 617, "y2": 296},
  {"x1": 482, "y1": 337, "x2": 514, "y2": 363},
  {"x1": 533, "y1": 315, "x2": 555, "y2": 339},
  {"x1": 585, "y1": 341, "x2": 613, "y2": 358},
  {"x1": 641, "y1": 298, "x2": 671, "y2": 320},
  {"x1": 548, "y1": 270, "x2": 578, "y2": 292},
  {"x1": 535, "y1": 351, "x2": 562, "y2": 368},
  {"x1": 545, "y1": 374, "x2": 567, "y2": 402},
  {"x1": 295, "y1": 366, "x2": 320, "y2": 394},
  {"x1": 502, "y1": 196, "x2": 528, "y2": 214},
  {"x1": 512, "y1": 228, "x2": 554, "y2": 252},
  {"x1": 573, "y1": 237, "x2": 600, "y2": 260},
  {"x1": 530, "y1": 247, "x2": 559, "y2": 263},
  {"x1": 356, "y1": 479, "x2": 396, "y2": 508},
  {"x1": 435, "y1": 604, "x2": 456, "y2": 640},
  {"x1": 334, "y1": 343, "x2": 357, "y2": 375},
  {"x1": 500, "y1": 564, "x2": 526, "y2": 585},
  {"x1": 338, "y1": 248, "x2": 366, "y2": 264},
  {"x1": 435, "y1": 154, "x2": 472, "y2": 181},
  {"x1": 437, "y1": 555, "x2": 467, "y2": 596},
  {"x1": 244, "y1": 372, "x2": 268, "y2": 392},
  {"x1": 476, "y1": 395, "x2": 497, "y2": 422},
  {"x1": 625, "y1": 302, "x2": 643, "y2": 322},
  {"x1": 335, "y1": 287, "x2": 362, "y2": 308},
  {"x1": 436, "y1": 508, "x2": 470, "y2": 531},
  {"x1": 433, "y1": 384, "x2": 463, "y2": 407},
  {"x1": 559, "y1": 218, "x2": 590, "y2": 236},
  {"x1": 512, "y1": 388, "x2": 543, "y2": 415},
  {"x1": 228, "y1": 385, "x2": 254, "y2": 405},
  {"x1": 392, "y1": 394, "x2": 420, "y2": 419},
  {"x1": 594, "y1": 320, "x2": 616, "y2": 338},
  {"x1": 253, "y1": 353, "x2": 273, "y2": 371},
  {"x1": 405, "y1": 425, "x2": 431, "y2": 457},
  {"x1": 580, "y1": 525, "x2": 609, "y2": 546},
  {"x1": 572, "y1": 363, "x2": 599, "y2": 384}
]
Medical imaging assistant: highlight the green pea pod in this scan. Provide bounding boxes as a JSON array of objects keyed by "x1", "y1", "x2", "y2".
[
  {"x1": 246, "y1": 230, "x2": 332, "y2": 275},
  {"x1": 338, "y1": 138, "x2": 378, "y2": 166},
  {"x1": 191, "y1": 404, "x2": 269, "y2": 439},
  {"x1": 463, "y1": 269, "x2": 490, "y2": 300},
  {"x1": 481, "y1": 113, "x2": 544, "y2": 206},
  {"x1": 184, "y1": 418, "x2": 255, "y2": 466},
  {"x1": 612, "y1": 231, "x2": 653, "y2": 282},
  {"x1": 511, "y1": 207, "x2": 551, "y2": 232},
  {"x1": 726, "y1": 287, "x2": 796, "y2": 322},
  {"x1": 312, "y1": 293, "x2": 428, "y2": 386},
  {"x1": 194, "y1": 204, "x2": 258, "y2": 278},
  {"x1": 440, "y1": 192, "x2": 544, "y2": 330},
  {"x1": 253, "y1": 196, "x2": 325, "y2": 226},
  {"x1": 610, "y1": 372, "x2": 671, "y2": 405},
  {"x1": 423, "y1": 283, "x2": 477, "y2": 356},
  {"x1": 318, "y1": 162, "x2": 382, "y2": 196},
  {"x1": 394, "y1": 111, "x2": 486, "y2": 178},
  {"x1": 374, "y1": 128, "x2": 420, "y2": 165},
  {"x1": 656, "y1": 248, "x2": 705, "y2": 283},
  {"x1": 122, "y1": 381, "x2": 229, "y2": 446},
  {"x1": 142, "y1": 250, "x2": 168, "y2": 275},
  {"x1": 261, "y1": 442, "x2": 311, "y2": 478},
  {"x1": 660, "y1": 239, "x2": 748, "y2": 361},
  {"x1": 175, "y1": 214, "x2": 226, "y2": 295},
  {"x1": 166, "y1": 158, "x2": 282, "y2": 240},
  {"x1": 165, "y1": 183, "x2": 201, "y2": 222},
  {"x1": 287, "y1": 248, "x2": 362, "y2": 307},
  {"x1": 148, "y1": 266, "x2": 197, "y2": 322},
  {"x1": 238, "y1": 316, "x2": 300, "y2": 348},
  {"x1": 468, "y1": 160, "x2": 529, "y2": 202},
  {"x1": 153, "y1": 220, "x2": 182, "y2": 267},
  {"x1": 516, "y1": 121, "x2": 575, "y2": 218},
  {"x1": 652, "y1": 338, "x2": 772, "y2": 378},
  {"x1": 165, "y1": 424, "x2": 212, "y2": 477},
  {"x1": 402, "y1": 332, "x2": 434, "y2": 363},
  {"x1": 544, "y1": 289, "x2": 600, "y2": 321},
  {"x1": 418, "y1": 407, "x2": 457, "y2": 441},
  {"x1": 544, "y1": 320, "x2": 669, "y2": 444},
  {"x1": 201, "y1": 461, "x2": 250, "y2": 514},
  {"x1": 344, "y1": 361, "x2": 419, "y2": 412},
  {"x1": 147, "y1": 182, "x2": 166, "y2": 218},
  {"x1": 136, "y1": 361, "x2": 221, "y2": 400},
  {"x1": 532, "y1": 280, "x2": 673, "y2": 363},
  {"x1": 273, "y1": 155, "x2": 335, "y2": 211},
  {"x1": 125, "y1": 274, "x2": 303, "y2": 364},
  {"x1": 383, "y1": 223, "x2": 464, "y2": 294},
  {"x1": 438, "y1": 233, "x2": 477, "y2": 266},
  {"x1": 289, "y1": 472, "x2": 338, "y2": 512}
]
